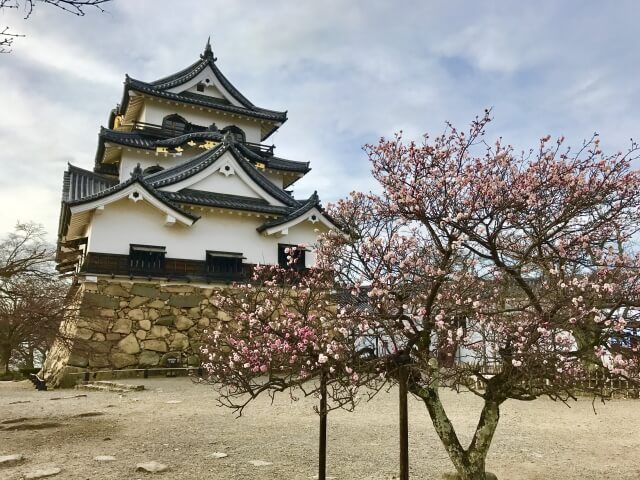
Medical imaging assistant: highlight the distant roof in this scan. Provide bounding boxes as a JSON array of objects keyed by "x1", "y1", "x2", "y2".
[
  {"x1": 97, "y1": 128, "x2": 310, "y2": 174},
  {"x1": 62, "y1": 164, "x2": 118, "y2": 202},
  {"x1": 119, "y1": 40, "x2": 287, "y2": 137}
]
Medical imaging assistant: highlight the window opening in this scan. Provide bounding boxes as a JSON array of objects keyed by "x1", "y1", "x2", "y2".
[
  {"x1": 129, "y1": 244, "x2": 166, "y2": 274},
  {"x1": 206, "y1": 251, "x2": 244, "y2": 277}
]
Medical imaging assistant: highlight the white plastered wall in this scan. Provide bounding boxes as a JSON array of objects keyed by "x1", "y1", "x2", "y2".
[
  {"x1": 141, "y1": 100, "x2": 262, "y2": 143},
  {"x1": 87, "y1": 198, "x2": 323, "y2": 265}
]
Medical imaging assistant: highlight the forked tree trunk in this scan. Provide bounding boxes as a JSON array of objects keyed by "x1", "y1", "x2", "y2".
[{"x1": 417, "y1": 386, "x2": 500, "y2": 480}]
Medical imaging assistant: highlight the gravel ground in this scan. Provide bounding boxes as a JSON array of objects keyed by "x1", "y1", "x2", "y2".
[{"x1": 1, "y1": 378, "x2": 639, "y2": 479}]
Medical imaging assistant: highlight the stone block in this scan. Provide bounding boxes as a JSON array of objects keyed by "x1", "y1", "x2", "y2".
[
  {"x1": 131, "y1": 284, "x2": 159, "y2": 298},
  {"x1": 110, "y1": 352, "x2": 137, "y2": 369},
  {"x1": 104, "y1": 284, "x2": 131, "y2": 298},
  {"x1": 89, "y1": 341, "x2": 112, "y2": 354},
  {"x1": 217, "y1": 310, "x2": 232, "y2": 322},
  {"x1": 170, "y1": 332, "x2": 189, "y2": 351},
  {"x1": 149, "y1": 325, "x2": 170, "y2": 338},
  {"x1": 136, "y1": 330, "x2": 147, "y2": 340},
  {"x1": 144, "y1": 340, "x2": 168, "y2": 353},
  {"x1": 148, "y1": 300, "x2": 165, "y2": 309},
  {"x1": 202, "y1": 307, "x2": 216, "y2": 318},
  {"x1": 83, "y1": 317, "x2": 111, "y2": 333},
  {"x1": 155, "y1": 315, "x2": 175, "y2": 327},
  {"x1": 129, "y1": 309, "x2": 145, "y2": 321},
  {"x1": 129, "y1": 296, "x2": 150, "y2": 308},
  {"x1": 169, "y1": 294, "x2": 203, "y2": 308},
  {"x1": 197, "y1": 318, "x2": 210, "y2": 328},
  {"x1": 117, "y1": 334, "x2": 140, "y2": 354},
  {"x1": 68, "y1": 352, "x2": 89, "y2": 367},
  {"x1": 106, "y1": 333, "x2": 121, "y2": 341},
  {"x1": 100, "y1": 309, "x2": 116, "y2": 318},
  {"x1": 175, "y1": 315, "x2": 194, "y2": 331},
  {"x1": 89, "y1": 353, "x2": 110, "y2": 368},
  {"x1": 83, "y1": 292, "x2": 120, "y2": 309},
  {"x1": 119, "y1": 301, "x2": 128, "y2": 308},
  {"x1": 188, "y1": 307, "x2": 201, "y2": 319},
  {"x1": 148, "y1": 309, "x2": 159, "y2": 321},
  {"x1": 138, "y1": 319, "x2": 151, "y2": 331},
  {"x1": 75, "y1": 328, "x2": 94, "y2": 340},
  {"x1": 164, "y1": 285, "x2": 195, "y2": 293},
  {"x1": 112, "y1": 318, "x2": 132, "y2": 334},
  {"x1": 91, "y1": 332, "x2": 106, "y2": 342},
  {"x1": 139, "y1": 350, "x2": 160, "y2": 367}
]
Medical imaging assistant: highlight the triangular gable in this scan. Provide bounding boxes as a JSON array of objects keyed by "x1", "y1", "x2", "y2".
[
  {"x1": 259, "y1": 207, "x2": 337, "y2": 236},
  {"x1": 157, "y1": 150, "x2": 286, "y2": 207},
  {"x1": 69, "y1": 181, "x2": 197, "y2": 227},
  {"x1": 166, "y1": 64, "x2": 245, "y2": 108}
]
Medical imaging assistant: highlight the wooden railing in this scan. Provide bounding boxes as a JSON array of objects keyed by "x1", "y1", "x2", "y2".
[{"x1": 81, "y1": 252, "x2": 253, "y2": 283}]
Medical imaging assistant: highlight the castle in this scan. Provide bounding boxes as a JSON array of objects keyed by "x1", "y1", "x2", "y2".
[{"x1": 43, "y1": 40, "x2": 336, "y2": 387}]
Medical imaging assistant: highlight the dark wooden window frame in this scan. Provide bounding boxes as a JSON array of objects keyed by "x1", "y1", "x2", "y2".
[{"x1": 129, "y1": 244, "x2": 166, "y2": 274}]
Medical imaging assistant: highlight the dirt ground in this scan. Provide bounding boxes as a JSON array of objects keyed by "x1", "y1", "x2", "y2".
[{"x1": 0, "y1": 378, "x2": 639, "y2": 480}]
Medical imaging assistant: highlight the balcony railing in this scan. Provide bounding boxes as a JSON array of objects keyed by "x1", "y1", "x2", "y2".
[
  {"x1": 81, "y1": 252, "x2": 253, "y2": 282},
  {"x1": 132, "y1": 121, "x2": 208, "y2": 139}
]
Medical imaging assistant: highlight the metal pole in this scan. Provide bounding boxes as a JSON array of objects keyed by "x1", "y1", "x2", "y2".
[
  {"x1": 399, "y1": 366, "x2": 409, "y2": 480},
  {"x1": 319, "y1": 370, "x2": 327, "y2": 480}
]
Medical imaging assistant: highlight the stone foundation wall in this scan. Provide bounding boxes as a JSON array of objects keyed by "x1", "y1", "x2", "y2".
[{"x1": 42, "y1": 279, "x2": 232, "y2": 387}]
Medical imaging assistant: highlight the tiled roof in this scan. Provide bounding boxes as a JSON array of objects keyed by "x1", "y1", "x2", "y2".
[
  {"x1": 62, "y1": 164, "x2": 118, "y2": 202},
  {"x1": 234, "y1": 143, "x2": 310, "y2": 174},
  {"x1": 164, "y1": 189, "x2": 291, "y2": 215},
  {"x1": 123, "y1": 77, "x2": 287, "y2": 123},
  {"x1": 257, "y1": 192, "x2": 320, "y2": 232},
  {"x1": 63, "y1": 165, "x2": 199, "y2": 221},
  {"x1": 97, "y1": 128, "x2": 309, "y2": 173}
]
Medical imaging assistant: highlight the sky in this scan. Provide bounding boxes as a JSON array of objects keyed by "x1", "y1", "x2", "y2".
[{"x1": 1, "y1": 1, "x2": 639, "y2": 241}]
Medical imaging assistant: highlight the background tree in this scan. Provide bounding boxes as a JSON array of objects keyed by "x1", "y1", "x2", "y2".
[
  {"x1": 0, "y1": 223, "x2": 68, "y2": 374},
  {"x1": 0, "y1": 0, "x2": 110, "y2": 53},
  {"x1": 314, "y1": 112, "x2": 640, "y2": 479}
]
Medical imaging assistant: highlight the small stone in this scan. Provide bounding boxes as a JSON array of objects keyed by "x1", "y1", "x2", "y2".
[
  {"x1": 129, "y1": 296, "x2": 150, "y2": 308},
  {"x1": 139, "y1": 319, "x2": 151, "y2": 331},
  {"x1": 197, "y1": 318, "x2": 210, "y2": 328},
  {"x1": 136, "y1": 461, "x2": 168, "y2": 473},
  {"x1": 136, "y1": 330, "x2": 147, "y2": 340},
  {"x1": 112, "y1": 318, "x2": 132, "y2": 334},
  {"x1": 169, "y1": 332, "x2": 189, "y2": 351},
  {"x1": 188, "y1": 307, "x2": 200, "y2": 318},
  {"x1": 155, "y1": 315, "x2": 175, "y2": 327},
  {"x1": 217, "y1": 310, "x2": 231, "y2": 322},
  {"x1": 149, "y1": 325, "x2": 170, "y2": 338},
  {"x1": 148, "y1": 300, "x2": 165, "y2": 309},
  {"x1": 248, "y1": 460, "x2": 272, "y2": 466},
  {"x1": 106, "y1": 333, "x2": 122, "y2": 341},
  {"x1": 75, "y1": 327, "x2": 94, "y2": 340},
  {"x1": 0, "y1": 454, "x2": 25, "y2": 466},
  {"x1": 175, "y1": 316, "x2": 194, "y2": 331},
  {"x1": 92, "y1": 332, "x2": 106, "y2": 342},
  {"x1": 94, "y1": 455, "x2": 116, "y2": 461},
  {"x1": 148, "y1": 309, "x2": 159, "y2": 321},
  {"x1": 129, "y1": 309, "x2": 145, "y2": 321},
  {"x1": 208, "y1": 452, "x2": 227, "y2": 458},
  {"x1": 24, "y1": 467, "x2": 62, "y2": 479}
]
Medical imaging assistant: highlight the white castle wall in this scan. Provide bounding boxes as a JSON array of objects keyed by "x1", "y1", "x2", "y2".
[{"x1": 87, "y1": 197, "x2": 320, "y2": 265}]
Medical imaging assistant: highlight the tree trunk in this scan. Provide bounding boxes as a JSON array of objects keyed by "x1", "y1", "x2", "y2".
[
  {"x1": 0, "y1": 342, "x2": 11, "y2": 374},
  {"x1": 416, "y1": 386, "x2": 501, "y2": 480}
]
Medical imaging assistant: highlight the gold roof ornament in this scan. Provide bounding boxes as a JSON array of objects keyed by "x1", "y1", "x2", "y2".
[
  {"x1": 200, "y1": 140, "x2": 218, "y2": 150},
  {"x1": 156, "y1": 146, "x2": 169, "y2": 156},
  {"x1": 187, "y1": 140, "x2": 197, "y2": 147},
  {"x1": 256, "y1": 162, "x2": 266, "y2": 170}
]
